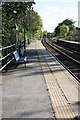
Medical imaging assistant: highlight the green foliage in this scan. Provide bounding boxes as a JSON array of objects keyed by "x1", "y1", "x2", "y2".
[
  {"x1": 34, "y1": 30, "x2": 41, "y2": 40},
  {"x1": 60, "y1": 24, "x2": 69, "y2": 38},
  {"x1": 56, "y1": 36, "x2": 62, "y2": 40},
  {"x1": 43, "y1": 31, "x2": 48, "y2": 37},
  {"x1": 18, "y1": 28, "x2": 24, "y2": 42},
  {"x1": 25, "y1": 10, "x2": 43, "y2": 40},
  {"x1": 2, "y1": 2, "x2": 29, "y2": 46},
  {"x1": 47, "y1": 32, "x2": 55, "y2": 38},
  {"x1": 2, "y1": 2, "x2": 43, "y2": 47},
  {"x1": 54, "y1": 19, "x2": 76, "y2": 38}
]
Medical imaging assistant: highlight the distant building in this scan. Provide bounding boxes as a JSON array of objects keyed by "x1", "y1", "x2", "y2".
[{"x1": 78, "y1": 1, "x2": 80, "y2": 28}]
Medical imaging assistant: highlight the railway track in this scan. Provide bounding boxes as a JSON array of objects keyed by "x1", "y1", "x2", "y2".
[
  {"x1": 42, "y1": 38, "x2": 80, "y2": 82},
  {"x1": 49, "y1": 39, "x2": 80, "y2": 62}
]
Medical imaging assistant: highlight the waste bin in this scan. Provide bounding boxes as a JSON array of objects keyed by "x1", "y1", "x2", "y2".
[{"x1": 29, "y1": 40, "x2": 31, "y2": 44}]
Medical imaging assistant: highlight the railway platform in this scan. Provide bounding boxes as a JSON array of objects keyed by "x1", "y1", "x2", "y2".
[{"x1": 1, "y1": 40, "x2": 80, "y2": 119}]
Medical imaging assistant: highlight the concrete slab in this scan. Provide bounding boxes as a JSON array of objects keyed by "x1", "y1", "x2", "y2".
[
  {"x1": 2, "y1": 40, "x2": 80, "y2": 119},
  {"x1": 38, "y1": 40, "x2": 79, "y2": 118},
  {"x1": 2, "y1": 41, "x2": 54, "y2": 118}
]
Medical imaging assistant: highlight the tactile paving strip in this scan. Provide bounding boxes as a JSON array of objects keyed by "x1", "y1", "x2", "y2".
[{"x1": 36, "y1": 40, "x2": 76, "y2": 119}]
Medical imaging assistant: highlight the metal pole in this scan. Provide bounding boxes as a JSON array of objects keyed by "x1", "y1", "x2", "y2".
[
  {"x1": 31, "y1": 23, "x2": 33, "y2": 42},
  {"x1": 31, "y1": 33, "x2": 32, "y2": 42},
  {"x1": 15, "y1": 23, "x2": 18, "y2": 51},
  {"x1": 24, "y1": 15, "x2": 26, "y2": 49},
  {"x1": 16, "y1": 31, "x2": 18, "y2": 44},
  {"x1": 28, "y1": 17, "x2": 29, "y2": 45}
]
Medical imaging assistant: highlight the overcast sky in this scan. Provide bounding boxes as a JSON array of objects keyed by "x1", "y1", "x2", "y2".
[{"x1": 33, "y1": 0, "x2": 79, "y2": 32}]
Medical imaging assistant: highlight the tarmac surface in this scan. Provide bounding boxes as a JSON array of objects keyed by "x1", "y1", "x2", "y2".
[{"x1": 2, "y1": 40, "x2": 54, "y2": 118}]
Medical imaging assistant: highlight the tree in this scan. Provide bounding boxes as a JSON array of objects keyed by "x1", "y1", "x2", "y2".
[
  {"x1": 43, "y1": 31, "x2": 48, "y2": 37},
  {"x1": 25, "y1": 10, "x2": 43, "y2": 40},
  {"x1": 2, "y1": 2, "x2": 31, "y2": 46},
  {"x1": 54, "y1": 19, "x2": 76, "y2": 38},
  {"x1": 47, "y1": 32, "x2": 55, "y2": 38},
  {"x1": 60, "y1": 24, "x2": 69, "y2": 38},
  {"x1": 2, "y1": 2, "x2": 43, "y2": 46}
]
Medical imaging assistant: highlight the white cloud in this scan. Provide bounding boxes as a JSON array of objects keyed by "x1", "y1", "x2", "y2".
[
  {"x1": 38, "y1": 6, "x2": 78, "y2": 32},
  {"x1": 33, "y1": 0, "x2": 78, "y2": 32},
  {"x1": 34, "y1": 0, "x2": 79, "y2": 3}
]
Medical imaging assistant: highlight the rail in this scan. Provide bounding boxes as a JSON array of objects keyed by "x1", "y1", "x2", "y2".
[
  {"x1": 45, "y1": 39, "x2": 80, "y2": 64},
  {"x1": 43, "y1": 38, "x2": 80, "y2": 81},
  {"x1": 0, "y1": 44, "x2": 16, "y2": 72},
  {"x1": 20, "y1": 40, "x2": 25, "y2": 48}
]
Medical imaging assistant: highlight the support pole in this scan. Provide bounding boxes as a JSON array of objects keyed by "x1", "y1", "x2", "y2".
[
  {"x1": 24, "y1": 15, "x2": 26, "y2": 49},
  {"x1": 28, "y1": 17, "x2": 29, "y2": 45},
  {"x1": 15, "y1": 23, "x2": 18, "y2": 51}
]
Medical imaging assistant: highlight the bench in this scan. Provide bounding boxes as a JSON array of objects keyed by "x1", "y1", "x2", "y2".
[
  {"x1": 13, "y1": 51, "x2": 28, "y2": 67},
  {"x1": 20, "y1": 48, "x2": 25, "y2": 56}
]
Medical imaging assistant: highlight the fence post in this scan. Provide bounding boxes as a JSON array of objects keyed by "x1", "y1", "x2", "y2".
[
  {"x1": 5, "y1": 49, "x2": 7, "y2": 72},
  {"x1": 10, "y1": 47, "x2": 12, "y2": 61},
  {"x1": 19, "y1": 41, "x2": 22, "y2": 56}
]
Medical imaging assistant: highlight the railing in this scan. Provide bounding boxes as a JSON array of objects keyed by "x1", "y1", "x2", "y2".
[
  {"x1": 0, "y1": 44, "x2": 16, "y2": 72},
  {"x1": 0, "y1": 40, "x2": 25, "y2": 72},
  {"x1": 20, "y1": 40, "x2": 25, "y2": 48}
]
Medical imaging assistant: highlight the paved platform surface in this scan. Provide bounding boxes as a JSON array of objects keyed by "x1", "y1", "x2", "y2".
[
  {"x1": 2, "y1": 41, "x2": 54, "y2": 118},
  {"x1": 1, "y1": 40, "x2": 80, "y2": 119},
  {"x1": 0, "y1": 73, "x2": 2, "y2": 120},
  {"x1": 37, "y1": 40, "x2": 80, "y2": 119}
]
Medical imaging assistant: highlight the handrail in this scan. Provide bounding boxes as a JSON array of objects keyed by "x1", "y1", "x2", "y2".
[
  {"x1": 0, "y1": 40, "x2": 25, "y2": 72},
  {"x1": 0, "y1": 44, "x2": 16, "y2": 72},
  {"x1": 0, "y1": 53, "x2": 11, "y2": 61},
  {"x1": 2, "y1": 44, "x2": 15, "y2": 50}
]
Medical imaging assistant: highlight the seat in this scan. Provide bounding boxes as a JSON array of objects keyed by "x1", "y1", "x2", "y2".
[
  {"x1": 20, "y1": 48, "x2": 25, "y2": 56},
  {"x1": 13, "y1": 51, "x2": 28, "y2": 67}
]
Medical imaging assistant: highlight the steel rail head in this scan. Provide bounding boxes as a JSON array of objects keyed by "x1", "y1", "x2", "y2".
[
  {"x1": 46, "y1": 39, "x2": 80, "y2": 65},
  {"x1": 43, "y1": 38, "x2": 80, "y2": 82}
]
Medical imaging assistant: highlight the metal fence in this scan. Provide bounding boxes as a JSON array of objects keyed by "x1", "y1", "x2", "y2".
[
  {"x1": 0, "y1": 44, "x2": 16, "y2": 72},
  {"x1": 0, "y1": 40, "x2": 25, "y2": 72}
]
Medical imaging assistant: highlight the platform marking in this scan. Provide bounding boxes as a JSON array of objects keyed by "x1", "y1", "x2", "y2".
[{"x1": 36, "y1": 40, "x2": 76, "y2": 119}]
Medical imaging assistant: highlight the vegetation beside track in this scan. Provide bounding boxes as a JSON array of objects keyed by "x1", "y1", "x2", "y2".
[{"x1": 42, "y1": 19, "x2": 80, "y2": 42}]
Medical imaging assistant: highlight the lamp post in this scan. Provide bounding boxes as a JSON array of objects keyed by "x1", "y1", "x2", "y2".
[
  {"x1": 23, "y1": 1, "x2": 36, "y2": 48},
  {"x1": 31, "y1": 8, "x2": 34, "y2": 42},
  {"x1": 15, "y1": 23, "x2": 19, "y2": 52},
  {"x1": 27, "y1": 2, "x2": 36, "y2": 45},
  {"x1": 25, "y1": 13, "x2": 29, "y2": 45},
  {"x1": 15, "y1": 23, "x2": 18, "y2": 45},
  {"x1": 23, "y1": 15, "x2": 26, "y2": 49},
  {"x1": 14, "y1": 10, "x2": 19, "y2": 51},
  {"x1": 28, "y1": 15, "x2": 29, "y2": 45}
]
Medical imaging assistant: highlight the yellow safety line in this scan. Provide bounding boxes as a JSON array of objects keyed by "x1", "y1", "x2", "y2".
[{"x1": 36, "y1": 40, "x2": 76, "y2": 119}]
